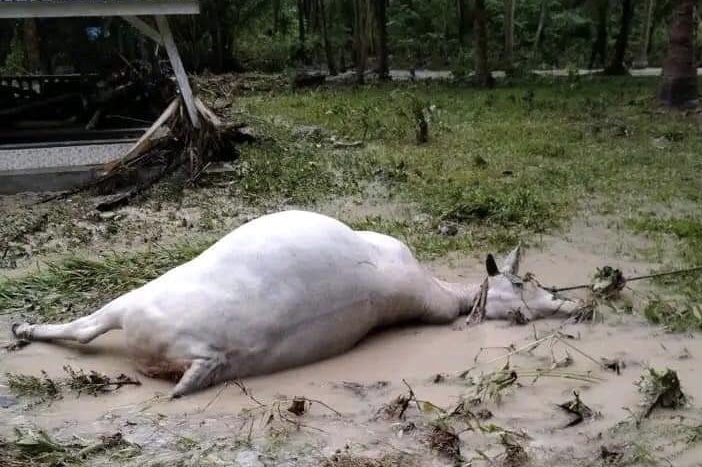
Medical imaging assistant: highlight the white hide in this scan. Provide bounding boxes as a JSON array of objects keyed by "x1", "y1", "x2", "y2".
[{"x1": 12, "y1": 210, "x2": 582, "y2": 396}]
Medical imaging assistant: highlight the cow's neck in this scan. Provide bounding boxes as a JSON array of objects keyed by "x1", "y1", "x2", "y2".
[{"x1": 435, "y1": 279, "x2": 484, "y2": 315}]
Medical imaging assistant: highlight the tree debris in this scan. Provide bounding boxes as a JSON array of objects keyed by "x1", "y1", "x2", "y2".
[
  {"x1": 591, "y1": 266, "x2": 626, "y2": 298},
  {"x1": 427, "y1": 423, "x2": 461, "y2": 461},
  {"x1": 287, "y1": 397, "x2": 308, "y2": 416},
  {"x1": 1, "y1": 427, "x2": 140, "y2": 467},
  {"x1": 636, "y1": 367, "x2": 687, "y2": 419},
  {"x1": 499, "y1": 433, "x2": 529, "y2": 467},
  {"x1": 557, "y1": 391, "x2": 595, "y2": 427},
  {"x1": 323, "y1": 451, "x2": 412, "y2": 467},
  {"x1": 6, "y1": 371, "x2": 61, "y2": 402},
  {"x1": 464, "y1": 363, "x2": 519, "y2": 405},
  {"x1": 600, "y1": 444, "x2": 624, "y2": 465},
  {"x1": 38, "y1": 95, "x2": 250, "y2": 208},
  {"x1": 6, "y1": 366, "x2": 140, "y2": 403},
  {"x1": 2, "y1": 338, "x2": 30, "y2": 352},
  {"x1": 62, "y1": 365, "x2": 141, "y2": 396},
  {"x1": 601, "y1": 357, "x2": 625, "y2": 375}
]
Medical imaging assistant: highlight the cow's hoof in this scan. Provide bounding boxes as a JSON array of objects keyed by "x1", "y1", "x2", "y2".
[{"x1": 11, "y1": 322, "x2": 32, "y2": 340}]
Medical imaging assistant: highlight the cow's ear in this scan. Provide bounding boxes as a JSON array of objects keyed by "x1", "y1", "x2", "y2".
[{"x1": 486, "y1": 254, "x2": 500, "y2": 277}]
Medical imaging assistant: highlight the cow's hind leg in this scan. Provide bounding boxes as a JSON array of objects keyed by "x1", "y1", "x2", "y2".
[
  {"x1": 171, "y1": 354, "x2": 229, "y2": 398},
  {"x1": 12, "y1": 306, "x2": 122, "y2": 344}
]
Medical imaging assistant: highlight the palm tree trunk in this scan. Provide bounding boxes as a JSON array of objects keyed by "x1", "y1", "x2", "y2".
[
  {"x1": 503, "y1": 0, "x2": 515, "y2": 74},
  {"x1": 375, "y1": 0, "x2": 390, "y2": 80},
  {"x1": 604, "y1": 0, "x2": 634, "y2": 75},
  {"x1": 473, "y1": 0, "x2": 493, "y2": 86},
  {"x1": 634, "y1": 0, "x2": 655, "y2": 68},
  {"x1": 658, "y1": 0, "x2": 698, "y2": 107}
]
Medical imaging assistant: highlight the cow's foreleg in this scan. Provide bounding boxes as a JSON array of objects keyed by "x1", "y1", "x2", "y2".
[{"x1": 171, "y1": 354, "x2": 228, "y2": 398}]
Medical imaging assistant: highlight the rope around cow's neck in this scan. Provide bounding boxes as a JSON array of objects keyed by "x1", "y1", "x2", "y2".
[{"x1": 546, "y1": 265, "x2": 702, "y2": 293}]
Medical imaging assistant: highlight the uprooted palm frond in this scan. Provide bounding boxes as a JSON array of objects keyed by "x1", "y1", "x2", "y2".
[{"x1": 39, "y1": 96, "x2": 252, "y2": 209}]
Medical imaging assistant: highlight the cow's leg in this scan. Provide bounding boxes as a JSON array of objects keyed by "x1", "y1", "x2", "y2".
[
  {"x1": 171, "y1": 354, "x2": 228, "y2": 398},
  {"x1": 12, "y1": 307, "x2": 122, "y2": 344}
]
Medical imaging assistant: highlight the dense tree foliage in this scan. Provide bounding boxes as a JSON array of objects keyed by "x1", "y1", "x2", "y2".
[{"x1": 0, "y1": 0, "x2": 697, "y2": 101}]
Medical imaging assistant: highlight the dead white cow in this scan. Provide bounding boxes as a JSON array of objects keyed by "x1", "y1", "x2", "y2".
[{"x1": 12, "y1": 210, "x2": 583, "y2": 397}]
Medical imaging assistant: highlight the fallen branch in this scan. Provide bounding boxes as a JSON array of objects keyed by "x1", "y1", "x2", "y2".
[
  {"x1": 465, "y1": 277, "x2": 489, "y2": 326},
  {"x1": 548, "y1": 265, "x2": 702, "y2": 293}
]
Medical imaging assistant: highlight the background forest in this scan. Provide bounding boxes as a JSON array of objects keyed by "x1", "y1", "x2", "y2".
[{"x1": 1, "y1": 0, "x2": 699, "y2": 79}]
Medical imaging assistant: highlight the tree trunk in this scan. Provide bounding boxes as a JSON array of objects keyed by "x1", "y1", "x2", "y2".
[
  {"x1": 658, "y1": 0, "x2": 698, "y2": 107},
  {"x1": 457, "y1": 0, "x2": 470, "y2": 46},
  {"x1": 532, "y1": 0, "x2": 547, "y2": 59},
  {"x1": 297, "y1": 0, "x2": 307, "y2": 63},
  {"x1": 473, "y1": 0, "x2": 493, "y2": 86},
  {"x1": 273, "y1": 0, "x2": 281, "y2": 34},
  {"x1": 634, "y1": 0, "x2": 655, "y2": 68},
  {"x1": 352, "y1": 0, "x2": 370, "y2": 84},
  {"x1": 588, "y1": 0, "x2": 608, "y2": 69},
  {"x1": 317, "y1": 0, "x2": 337, "y2": 75},
  {"x1": 22, "y1": 18, "x2": 45, "y2": 74},
  {"x1": 503, "y1": 0, "x2": 515, "y2": 74},
  {"x1": 375, "y1": 0, "x2": 390, "y2": 80},
  {"x1": 604, "y1": 0, "x2": 634, "y2": 75}
]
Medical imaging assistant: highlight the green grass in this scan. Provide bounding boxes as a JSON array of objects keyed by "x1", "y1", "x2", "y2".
[
  {"x1": 348, "y1": 216, "x2": 477, "y2": 260},
  {"x1": 627, "y1": 215, "x2": 702, "y2": 331},
  {"x1": 0, "y1": 243, "x2": 209, "y2": 321},
  {"x1": 238, "y1": 77, "x2": 702, "y2": 248}
]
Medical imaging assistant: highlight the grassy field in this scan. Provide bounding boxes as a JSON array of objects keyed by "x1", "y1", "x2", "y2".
[
  {"x1": 2, "y1": 75, "x2": 702, "y2": 330},
  {"x1": 236, "y1": 76, "x2": 702, "y2": 243}
]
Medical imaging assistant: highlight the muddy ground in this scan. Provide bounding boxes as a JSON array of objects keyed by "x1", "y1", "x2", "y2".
[{"x1": 1, "y1": 181, "x2": 701, "y2": 467}]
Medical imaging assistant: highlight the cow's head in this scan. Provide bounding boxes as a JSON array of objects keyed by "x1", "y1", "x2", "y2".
[{"x1": 483, "y1": 244, "x2": 584, "y2": 321}]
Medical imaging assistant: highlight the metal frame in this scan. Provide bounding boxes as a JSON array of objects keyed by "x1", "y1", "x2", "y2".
[
  {"x1": 0, "y1": 0, "x2": 199, "y2": 19},
  {"x1": 0, "y1": 0, "x2": 201, "y2": 127}
]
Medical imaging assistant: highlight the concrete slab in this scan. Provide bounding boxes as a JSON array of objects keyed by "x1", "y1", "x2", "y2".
[
  {"x1": 0, "y1": 164, "x2": 105, "y2": 195},
  {"x1": 0, "y1": 143, "x2": 130, "y2": 172}
]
